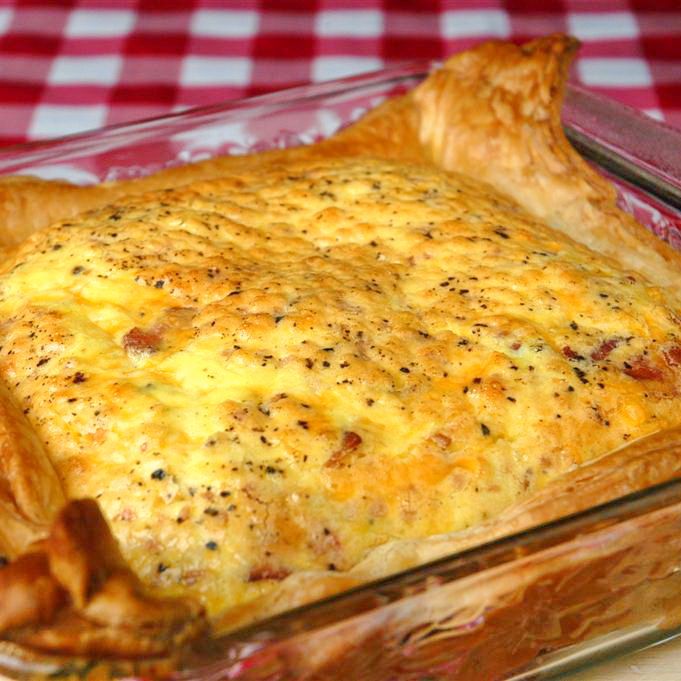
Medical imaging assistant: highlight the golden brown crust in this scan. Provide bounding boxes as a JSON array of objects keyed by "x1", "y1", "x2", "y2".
[
  {"x1": 0, "y1": 176, "x2": 106, "y2": 250},
  {"x1": 0, "y1": 167, "x2": 213, "y2": 249},
  {"x1": 1, "y1": 33, "x2": 681, "y2": 669},
  {"x1": 352, "y1": 425, "x2": 681, "y2": 576},
  {"x1": 0, "y1": 149, "x2": 317, "y2": 250}
]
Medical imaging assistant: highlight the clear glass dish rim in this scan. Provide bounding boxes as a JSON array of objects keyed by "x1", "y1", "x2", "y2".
[
  {"x1": 0, "y1": 60, "x2": 681, "y2": 203},
  {"x1": 0, "y1": 59, "x2": 679, "y2": 210},
  {"x1": 1, "y1": 60, "x2": 681, "y2": 677},
  {"x1": 0, "y1": 62, "x2": 435, "y2": 168}
]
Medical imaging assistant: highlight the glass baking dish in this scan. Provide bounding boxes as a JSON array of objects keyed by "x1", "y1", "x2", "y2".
[{"x1": 1, "y1": 62, "x2": 681, "y2": 681}]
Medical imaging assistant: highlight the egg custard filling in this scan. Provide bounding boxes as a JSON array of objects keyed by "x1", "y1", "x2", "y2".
[{"x1": 2, "y1": 155, "x2": 680, "y2": 618}]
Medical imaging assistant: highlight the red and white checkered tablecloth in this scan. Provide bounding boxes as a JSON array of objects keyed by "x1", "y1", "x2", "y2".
[{"x1": 1, "y1": 0, "x2": 680, "y2": 149}]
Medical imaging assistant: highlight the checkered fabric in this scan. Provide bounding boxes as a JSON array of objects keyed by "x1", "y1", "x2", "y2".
[{"x1": 0, "y1": 0, "x2": 680, "y2": 148}]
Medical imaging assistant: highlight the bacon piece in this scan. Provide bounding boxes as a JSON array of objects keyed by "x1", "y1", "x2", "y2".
[
  {"x1": 248, "y1": 565, "x2": 291, "y2": 582},
  {"x1": 562, "y1": 346, "x2": 579, "y2": 360},
  {"x1": 342, "y1": 431, "x2": 362, "y2": 450},
  {"x1": 122, "y1": 327, "x2": 161, "y2": 354},
  {"x1": 623, "y1": 358, "x2": 664, "y2": 381},
  {"x1": 663, "y1": 345, "x2": 681, "y2": 367},
  {"x1": 591, "y1": 339, "x2": 619, "y2": 361},
  {"x1": 325, "y1": 431, "x2": 363, "y2": 468}
]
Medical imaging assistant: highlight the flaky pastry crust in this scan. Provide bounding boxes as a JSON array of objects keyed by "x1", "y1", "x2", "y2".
[
  {"x1": 0, "y1": 499, "x2": 205, "y2": 658},
  {"x1": 0, "y1": 34, "x2": 680, "y2": 673},
  {"x1": 0, "y1": 382, "x2": 64, "y2": 557}
]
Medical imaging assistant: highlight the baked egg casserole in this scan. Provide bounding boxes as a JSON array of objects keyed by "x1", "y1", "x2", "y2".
[{"x1": 0, "y1": 35, "x2": 680, "y2": 664}]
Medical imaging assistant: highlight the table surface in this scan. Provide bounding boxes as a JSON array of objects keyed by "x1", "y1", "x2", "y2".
[
  {"x1": 0, "y1": 1, "x2": 680, "y2": 147},
  {"x1": 569, "y1": 634, "x2": 681, "y2": 680},
  {"x1": 1, "y1": 3, "x2": 680, "y2": 678}
]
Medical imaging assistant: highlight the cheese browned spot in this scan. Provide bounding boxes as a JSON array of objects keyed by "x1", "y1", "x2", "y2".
[{"x1": 0, "y1": 157, "x2": 680, "y2": 618}]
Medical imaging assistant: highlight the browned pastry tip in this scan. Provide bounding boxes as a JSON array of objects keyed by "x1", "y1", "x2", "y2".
[
  {"x1": 0, "y1": 499, "x2": 206, "y2": 659},
  {"x1": 0, "y1": 552, "x2": 65, "y2": 634},
  {"x1": 0, "y1": 382, "x2": 65, "y2": 557},
  {"x1": 45, "y1": 498, "x2": 129, "y2": 609}
]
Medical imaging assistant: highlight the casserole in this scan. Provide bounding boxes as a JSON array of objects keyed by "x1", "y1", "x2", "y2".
[{"x1": 0, "y1": 35, "x2": 680, "y2": 680}]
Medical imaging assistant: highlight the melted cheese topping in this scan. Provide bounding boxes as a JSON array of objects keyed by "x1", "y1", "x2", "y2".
[{"x1": 1, "y1": 157, "x2": 680, "y2": 615}]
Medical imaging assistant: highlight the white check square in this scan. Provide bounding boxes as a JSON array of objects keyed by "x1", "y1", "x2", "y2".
[
  {"x1": 0, "y1": 8, "x2": 13, "y2": 34},
  {"x1": 29, "y1": 105, "x2": 108, "y2": 140},
  {"x1": 441, "y1": 10, "x2": 510, "y2": 38},
  {"x1": 567, "y1": 12, "x2": 638, "y2": 40},
  {"x1": 66, "y1": 9, "x2": 135, "y2": 37},
  {"x1": 50, "y1": 56, "x2": 122, "y2": 85},
  {"x1": 316, "y1": 10, "x2": 383, "y2": 37},
  {"x1": 190, "y1": 10, "x2": 259, "y2": 37},
  {"x1": 312, "y1": 57, "x2": 382, "y2": 82},
  {"x1": 181, "y1": 57, "x2": 252, "y2": 86},
  {"x1": 578, "y1": 58, "x2": 652, "y2": 87}
]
